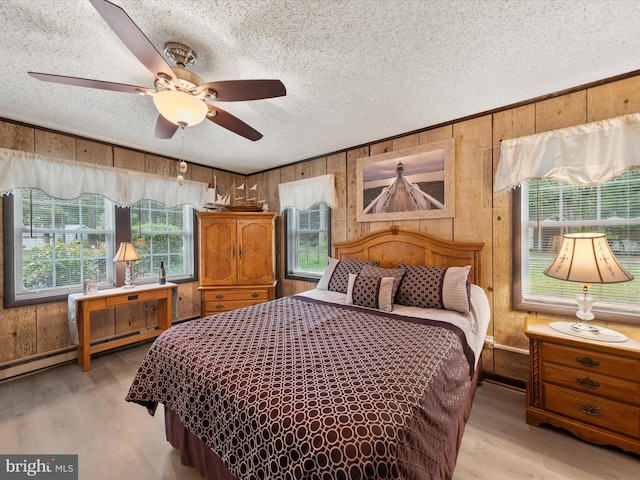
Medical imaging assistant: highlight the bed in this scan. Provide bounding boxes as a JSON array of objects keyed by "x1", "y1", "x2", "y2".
[{"x1": 126, "y1": 226, "x2": 489, "y2": 480}]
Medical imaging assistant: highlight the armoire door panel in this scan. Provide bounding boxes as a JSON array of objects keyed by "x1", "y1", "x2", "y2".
[
  {"x1": 237, "y1": 219, "x2": 273, "y2": 284},
  {"x1": 200, "y1": 219, "x2": 236, "y2": 285}
]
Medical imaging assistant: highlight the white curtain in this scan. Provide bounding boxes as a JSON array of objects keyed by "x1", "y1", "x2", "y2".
[
  {"x1": 0, "y1": 147, "x2": 207, "y2": 208},
  {"x1": 495, "y1": 113, "x2": 640, "y2": 192},
  {"x1": 278, "y1": 174, "x2": 339, "y2": 212}
]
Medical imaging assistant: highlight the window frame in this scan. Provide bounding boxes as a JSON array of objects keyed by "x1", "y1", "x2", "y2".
[
  {"x1": 3, "y1": 192, "x2": 198, "y2": 308},
  {"x1": 512, "y1": 179, "x2": 639, "y2": 325},
  {"x1": 128, "y1": 200, "x2": 196, "y2": 284},
  {"x1": 284, "y1": 203, "x2": 331, "y2": 282}
]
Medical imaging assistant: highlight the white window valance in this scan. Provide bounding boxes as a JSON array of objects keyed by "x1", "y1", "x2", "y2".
[
  {"x1": 278, "y1": 173, "x2": 339, "y2": 212},
  {"x1": 495, "y1": 113, "x2": 640, "y2": 193},
  {"x1": 0, "y1": 147, "x2": 207, "y2": 209}
]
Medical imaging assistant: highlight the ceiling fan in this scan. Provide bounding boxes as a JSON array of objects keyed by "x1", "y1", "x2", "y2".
[{"x1": 28, "y1": 0, "x2": 286, "y2": 141}]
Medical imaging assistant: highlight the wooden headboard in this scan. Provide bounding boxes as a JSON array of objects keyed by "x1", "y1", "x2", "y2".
[{"x1": 333, "y1": 226, "x2": 484, "y2": 285}]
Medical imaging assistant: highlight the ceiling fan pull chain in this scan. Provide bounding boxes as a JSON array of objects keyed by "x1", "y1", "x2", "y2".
[{"x1": 177, "y1": 123, "x2": 187, "y2": 184}]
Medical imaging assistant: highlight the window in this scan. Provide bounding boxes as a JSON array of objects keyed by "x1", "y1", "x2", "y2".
[
  {"x1": 4, "y1": 189, "x2": 196, "y2": 307},
  {"x1": 514, "y1": 170, "x2": 640, "y2": 323},
  {"x1": 285, "y1": 203, "x2": 331, "y2": 281},
  {"x1": 130, "y1": 200, "x2": 194, "y2": 282}
]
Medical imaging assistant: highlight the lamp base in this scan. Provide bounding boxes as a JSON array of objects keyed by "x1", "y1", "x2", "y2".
[{"x1": 571, "y1": 322, "x2": 599, "y2": 333}]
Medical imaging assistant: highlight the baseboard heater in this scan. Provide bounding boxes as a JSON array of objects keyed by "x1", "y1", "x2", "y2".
[{"x1": 0, "y1": 316, "x2": 198, "y2": 383}]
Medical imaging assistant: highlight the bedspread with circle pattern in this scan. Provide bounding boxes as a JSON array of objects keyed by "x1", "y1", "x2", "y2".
[{"x1": 126, "y1": 295, "x2": 474, "y2": 480}]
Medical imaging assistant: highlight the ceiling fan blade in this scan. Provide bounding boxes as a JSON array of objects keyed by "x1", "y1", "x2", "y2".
[
  {"x1": 207, "y1": 106, "x2": 263, "y2": 141},
  {"x1": 28, "y1": 72, "x2": 148, "y2": 94},
  {"x1": 89, "y1": 0, "x2": 176, "y2": 82},
  {"x1": 200, "y1": 80, "x2": 286, "y2": 102},
  {"x1": 155, "y1": 115, "x2": 179, "y2": 139}
]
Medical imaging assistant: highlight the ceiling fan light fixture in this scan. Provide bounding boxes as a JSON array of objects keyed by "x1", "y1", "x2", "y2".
[{"x1": 153, "y1": 90, "x2": 208, "y2": 126}]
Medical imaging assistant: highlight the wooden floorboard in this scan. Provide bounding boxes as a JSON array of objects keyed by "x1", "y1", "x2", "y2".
[{"x1": 1, "y1": 343, "x2": 639, "y2": 479}]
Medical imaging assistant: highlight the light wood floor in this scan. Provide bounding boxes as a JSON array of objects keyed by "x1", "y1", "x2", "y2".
[{"x1": 1, "y1": 343, "x2": 638, "y2": 479}]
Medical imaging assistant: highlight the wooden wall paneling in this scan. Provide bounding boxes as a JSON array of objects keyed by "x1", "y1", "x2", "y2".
[
  {"x1": 416, "y1": 126, "x2": 455, "y2": 237},
  {"x1": 0, "y1": 306, "x2": 37, "y2": 363},
  {"x1": 76, "y1": 139, "x2": 113, "y2": 166},
  {"x1": 88, "y1": 309, "x2": 115, "y2": 341},
  {"x1": 175, "y1": 282, "x2": 200, "y2": 320},
  {"x1": 493, "y1": 349, "x2": 529, "y2": 383},
  {"x1": 277, "y1": 166, "x2": 295, "y2": 297},
  {"x1": 36, "y1": 302, "x2": 72, "y2": 353},
  {"x1": 492, "y1": 106, "x2": 536, "y2": 359},
  {"x1": 188, "y1": 163, "x2": 212, "y2": 183},
  {"x1": 370, "y1": 140, "x2": 393, "y2": 157},
  {"x1": 144, "y1": 154, "x2": 174, "y2": 177},
  {"x1": 34, "y1": 130, "x2": 75, "y2": 160},
  {"x1": 587, "y1": 76, "x2": 640, "y2": 122},
  {"x1": 452, "y1": 116, "x2": 495, "y2": 367},
  {"x1": 346, "y1": 147, "x2": 370, "y2": 241},
  {"x1": 114, "y1": 147, "x2": 145, "y2": 172},
  {"x1": 294, "y1": 157, "x2": 326, "y2": 179},
  {"x1": 0, "y1": 121, "x2": 34, "y2": 151},
  {"x1": 392, "y1": 132, "x2": 420, "y2": 151},
  {"x1": 419, "y1": 125, "x2": 453, "y2": 144},
  {"x1": 114, "y1": 303, "x2": 148, "y2": 335},
  {"x1": 535, "y1": 91, "x2": 587, "y2": 132},
  {"x1": 327, "y1": 152, "x2": 347, "y2": 244},
  {"x1": 265, "y1": 169, "x2": 283, "y2": 298},
  {"x1": 451, "y1": 116, "x2": 493, "y2": 245},
  {"x1": 0, "y1": 198, "x2": 2, "y2": 306},
  {"x1": 214, "y1": 171, "x2": 232, "y2": 202},
  {"x1": 265, "y1": 169, "x2": 281, "y2": 214}
]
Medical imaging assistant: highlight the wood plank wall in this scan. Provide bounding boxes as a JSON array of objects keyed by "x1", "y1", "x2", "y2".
[{"x1": 1, "y1": 74, "x2": 640, "y2": 381}]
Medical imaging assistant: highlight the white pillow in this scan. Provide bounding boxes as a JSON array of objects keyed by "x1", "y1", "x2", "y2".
[{"x1": 316, "y1": 257, "x2": 339, "y2": 290}]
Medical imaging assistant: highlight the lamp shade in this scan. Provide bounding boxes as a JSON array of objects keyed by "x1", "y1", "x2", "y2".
[
  {"x1": 544, "y1": 233, "x2": 634, "y2": 284},
  {"x1": 153, "y1": 90, "x2": 208, "y2": 126},
  {"x1": 113, "y1": 242, "x2": 141, "y2": 263}
]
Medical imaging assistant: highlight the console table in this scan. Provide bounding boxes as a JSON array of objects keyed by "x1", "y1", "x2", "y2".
[{"x1": 68, "y1": 283, "x2": 176, "y2": 371}]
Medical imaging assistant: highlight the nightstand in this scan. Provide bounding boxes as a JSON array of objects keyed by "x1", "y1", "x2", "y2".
[{"x1": 525, "y1": 316, "x2": 640, "y2": 455}]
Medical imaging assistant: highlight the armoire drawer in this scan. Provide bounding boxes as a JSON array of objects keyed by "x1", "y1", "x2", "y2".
[
  {"x1": 204, "y1": 298, "x2": 266, "y2": 315},
  {"x1": 203, "y1": 289, "x2": 270, "y2": 302}
]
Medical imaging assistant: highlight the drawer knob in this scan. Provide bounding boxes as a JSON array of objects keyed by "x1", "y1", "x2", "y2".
[
  {"x1": 576, "y1": 402, "x2": 601, "y2": 416},
  {"x1": 216, "y1": 304, "x2": 224, "y2": 309},
  {"x1": 216, "y1": 294, "x2": 224, "y2": 299},
  {"x1": 576, "y1": 377, "x2": 600, "y2": 389},
  {"x1": 251, "y1": 292, "x2": 259, "y2": 298},
  {"x1": 576, "y1": 356, "x2": 599, "y2": 367}
]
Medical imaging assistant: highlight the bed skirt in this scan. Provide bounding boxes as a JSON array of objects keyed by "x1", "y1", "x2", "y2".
[{"x1": 164, "y1": 358, "x2": 484, "y2": 480}]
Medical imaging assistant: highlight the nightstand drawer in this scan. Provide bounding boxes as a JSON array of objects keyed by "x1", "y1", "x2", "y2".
[
  {"x1": 544, "y1": 384, "x2": 640, "y2": 438},
  {"x1": 203, "y1": 290, "x2": 270, "y2": 302},
  {"x1": 542, "y1": 363, "x2": 640, "y2": 405},
  {"x1": 542, "y1": 342, "x2": 639, "y2": 381}
]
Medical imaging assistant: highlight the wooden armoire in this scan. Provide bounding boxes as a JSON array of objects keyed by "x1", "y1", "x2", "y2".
[{"x1": 197, "y1": 211, "x2": 276, "y2": 317}]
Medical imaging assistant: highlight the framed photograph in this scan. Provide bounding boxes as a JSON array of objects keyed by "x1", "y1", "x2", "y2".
[{"x1": 357, "y1": 139, "x2": 455, "y2": 222}]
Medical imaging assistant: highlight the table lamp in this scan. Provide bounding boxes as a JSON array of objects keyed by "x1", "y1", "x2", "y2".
[
  {"x1": 544, "y1": 232, "x2": 634, "y2": 333},
  {"x1": 113, "y1": 242, "x2": 141, "y2": 289}
]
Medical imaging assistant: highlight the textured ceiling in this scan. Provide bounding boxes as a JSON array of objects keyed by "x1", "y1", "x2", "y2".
[{"x1": 1, "y1": 0, "x2": 639, "y2": 174}]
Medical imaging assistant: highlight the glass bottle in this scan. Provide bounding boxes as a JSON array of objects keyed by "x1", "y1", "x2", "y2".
[{"x1": 159, "y1": 261, "x2": 166, "y2": 285}]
